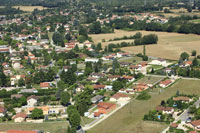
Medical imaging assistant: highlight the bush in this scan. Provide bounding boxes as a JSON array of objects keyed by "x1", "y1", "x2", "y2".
[{"x1": 136, "y1": 92, "x2": 151, "y2": 100}]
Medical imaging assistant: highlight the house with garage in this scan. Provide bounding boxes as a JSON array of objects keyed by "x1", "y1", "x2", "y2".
[
  {"x1": 156, "y1": 106, "x2": 174, "y2": 114},
  {"x1": 97, "y1": 102, "x2": 116, "y2": 114},
  {"x1": 12, "y1": 113, "x2": 27, "y2": 123}
]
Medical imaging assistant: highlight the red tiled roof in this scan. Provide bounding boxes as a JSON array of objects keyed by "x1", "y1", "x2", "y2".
[
  {"x1": 191, "y1": 120, "x2": 200, "y2": 127},
  {"x1": 93, "y1": 85, "x2": 105, "y2": 89},
  {"x1": 97, "y1": 102, "x2": 115, "y2": 109},
  {"x1": 0, "y1": 106, "x2": 6, "y2": 113},
  {"x1": 122, "y1": 75, "x2": 134, "y2": 80},
  {"x1": 13, "y1": 113, "x2": 27, "y2": 119},
  {"x1": 27, "y1": 95, "x2": 38, "y2": 100},
  {"x1": 160, "y1": 80, "x2": 172, "y2": 86},
  {"x1": 40, "y1": 82, "x2": 49, "y2": 88},
  {"x1": 170, "y1": 123, "x2": 178, "y2": 128},
  {"x1": 112, "y1": 93, "x2": 129, "y2": 99},
  {"x1": 173, "y1": 96, "x2": 190, "y2": 101},
  {"x1": 156, "y1": 106, "x2": 173, "y2": 112},
  {"x1": 94, "y1": 112, "x2": 102, "y2": 117}
]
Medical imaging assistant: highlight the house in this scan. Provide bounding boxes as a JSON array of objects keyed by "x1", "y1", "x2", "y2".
[
  {"x1": 159, "y1": 80, "x2": 172, "y2": 88},
  {"x1": 93, "y1": 84, "x2": 105, "y2": 90},
  {"x1": 40, "y1": 82, "x2": 50, "y2": 89},
  {"x1": 12, "y1": 113, "x2": 27, "y2": 123},
  {"x1": 110, "y1": 93, "x2": 130, "y2": 102},
  {"x1": 27, "y1": 95, "x2": 38, "y2": 107},
  {"x1": 156, "y1": 106, "x2": 174, "y2": 114},
  {"x1": 173, "y1": 96, "x2": 192, "y2": 103},
  {"x1": 94, "y1": 112, "x2": 103, "y2": 117},
  {"x1": 190, "y1": 120, "x2": 200, "y2": 130},
  {"x1": 26, "y1": 106, "x2": 49, "y2": 115},
  {"x1": 120, "y1": 62, "x2": 131, "y2": 67},
  {"x1": 133, "y1": 83, "x2": 149, "y2": 92},
  {"x1": 107, "y1": 75, "x2": 121, "y2": 82},
  {"x1": 138, "y1": 62, "x2": 148, "y2": 67},
  {"x1": 87, "y1": 77, "x2": 98, "y2": 83},
  {"x1": 90, "y1": 73, "x2": 105, "y2": 79},
  {"x1": 20, "y1": 89, "x2": 38, "y2": 94},
  {"x1": 170, "y1": 123, "x2": 178, "y2": 128},
  {"x1": 97, "y1": 102, "x2": 116, "y2": 114},
  {"x1": 149, "y1": 58, "x2": 167, "y2": 67},
  {"x1": 11, "y1": 94, "x2": 23, "y2": 99},
  {"x1": 85, "y1": 58, "x2": 99, "y2": 63},
  {"x1": 122, "y1": 75, "x2": 135, "y2": 82},
  {"x1": 91, "y1": 95, "x2": 104, "y2": 104},
  {"x1": 0, "y1": 106, "x2": 6, "y2": 117}
]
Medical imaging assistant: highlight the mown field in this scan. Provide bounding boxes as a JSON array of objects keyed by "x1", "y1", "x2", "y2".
[
  {"x1": 0, "y1": 121, "x2": 68, "y2": 133},
  {"x1": 89, "y1": 30, "x2": 200, "y2": 60},
  {"x1": 13, "y1": 6, "x2": 46, "y2": 12},
  {"x1": 88, "y1": 79, "x2": 200, "y2": 133}
]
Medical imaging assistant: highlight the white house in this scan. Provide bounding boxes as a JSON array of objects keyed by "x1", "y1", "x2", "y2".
[
  {"x1": 85, "y1": 58, "x2": 99, "y2": 63},
  {"x1": 27, "y1": 95, "x2": 38, "y2": 107},
  {"x1": 149, "y1": 59, "x2": 167, "y2": 67},
  {"x1": 13, "y1": 113, "x2": 27, "y2": 123},
  {"x1": 110, "y1": 93, "x2": 130, "y2": 103}
]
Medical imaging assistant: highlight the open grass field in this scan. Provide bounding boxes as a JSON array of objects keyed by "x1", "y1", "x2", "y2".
[
  {"x1": 13, "y1": 6, "x2": 46, "y2": 12},
  {"x1": 89, "y1": 30, "x2": 200, "y2": 60},
  {"x1": 136, "y1": 75, "x2": 164, "y2": 85},
  {"x1": 0, "y1": 121, "x2": 68, "y2": 133},
  {"x1": 88, "y1": 79, "x2": 200, "y2": 133}
]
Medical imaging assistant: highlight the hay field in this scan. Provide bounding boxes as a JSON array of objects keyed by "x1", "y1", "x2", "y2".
[
  {"x1": 89, "y1": 30, "x2": 200, "y2": 60},
  {"x1": 88, "y1": 79, "x2": 200, "y2": 133},
  {"x1": 13, "y1": 6, "x2": 46, "y2": 12}
]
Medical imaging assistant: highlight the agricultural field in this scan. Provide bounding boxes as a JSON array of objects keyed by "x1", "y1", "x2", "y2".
[
  {"x1": 13, "y1": 6, "x2": 46, "y2": 12},
  {"x1": 88, "y1": 79, "x2": 200, "y2": 133},
  {"x1": 0, "y1": 121, "x2": 68, "y2": 133},
  {"x1": 89, "y1": 30, "x2": 200, "y2": 60}
]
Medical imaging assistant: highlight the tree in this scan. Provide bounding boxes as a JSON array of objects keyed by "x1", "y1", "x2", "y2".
[
  {"x1": 90, "y1": 21, "x2": 101, "y2": 34},
  {"x1": 189, "y1": 106, "x2": 197, "y2": 114},
  {"x1": 187, "y1": 6, "x2": 192, "y2": 12},
  {"x1": 192, "y1": 57, "x2": 199, "y2": 67},
  {"x1": 18, "y1": 78, "x2": 25, "y2": 87},
  {"x1": 31, "y1": 108, "x2": 44, "y2": 119},
  {"x1": 191, "y1": 50, "x2": 197, "y2": 56},
  {"x1": 77, "y1": 101, "x2": 88, "y2": 116},
  {"x1": 65, "y1": 33, "x2": 71, "y2": 41},
  {"x1": 57, "y1": 80, "x2": 66, "y2": 90},
  {"x1": 60, "y1": 91, "x2": 70, "y2": 106},
  {"x1": 52, "y1": 32, "x2": 64, "y2": 47},
  {"x1": 96, "y1": 43, "x2": 102, "y2": 51},
  {"x1": 143, "y1": 45, "x2": 146, "y2": 56},
  {"x1": 112, "y1": 80, "x2": 123, "y2": 92},
  {"x1": 180, "y1": 52, "x2": 189, "y2": 61},
  {"x1": 69, "y1": 112, "x2": 81, "y2": 129},
  {"x1": 74, "y1": 45, "x2": 79, "y2": 52}
]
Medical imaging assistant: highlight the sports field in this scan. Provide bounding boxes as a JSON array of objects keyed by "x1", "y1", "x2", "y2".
[
  {"x1": 89, "y1": 30, "x2": 200, "y2": 60},
  {"x1": 88, "y1": 79, "x2": 200, "y2": 133}
]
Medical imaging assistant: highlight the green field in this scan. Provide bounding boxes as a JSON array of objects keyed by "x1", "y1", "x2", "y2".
[
  {"x1": 88, "y1": 79, "x2": 200, "y2": 133},
  {"x1": 136, "y1": 76, "x2": 164, "y2": 85},
  {"x1": 0, "y1": 121, "x2": 68, "y2": 133},
  {"x1": 189, "y1": 19, "x2": 200, "y2": 23}
]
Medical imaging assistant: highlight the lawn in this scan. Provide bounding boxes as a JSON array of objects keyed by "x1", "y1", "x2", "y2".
[
  {"x1": 89, "y1": 30, "x2": 200, "y2": 60},
  {"x1": 189, "y1": 19, "x2": 200, "y2": 23},
  {"x1": 0, "y1": 121, "x2": 68, "y2": 133},
  {"x1": 87, "y1": 79, "x2": 200, "y2": 133},
  {"x1": 136, "y1": 76, "x2": 164, "y2": 85}
]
